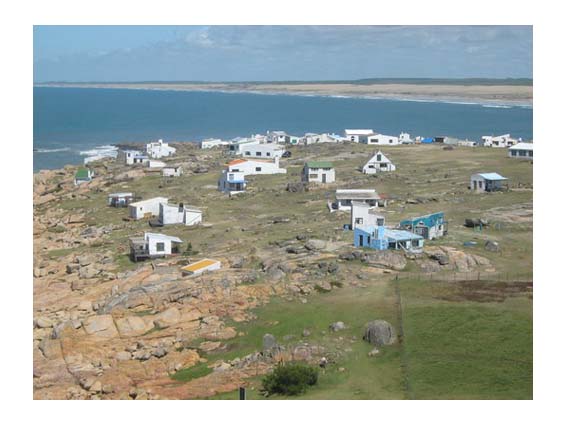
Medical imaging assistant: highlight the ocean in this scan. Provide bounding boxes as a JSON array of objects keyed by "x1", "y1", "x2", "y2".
[{"x1": 33, "y1": 87, "x2": 533, "y2": 172}]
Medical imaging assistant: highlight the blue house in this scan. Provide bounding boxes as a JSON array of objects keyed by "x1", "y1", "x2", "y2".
[
  {"x1": 421, "y1": 137, "x2": 435, "y2": 144},
  {"x1": 399, "y1": 212, "x2": 447, "y2": 240},
  {"x1": 354, "y1": 225, "x2": 424, "y2": 252}
]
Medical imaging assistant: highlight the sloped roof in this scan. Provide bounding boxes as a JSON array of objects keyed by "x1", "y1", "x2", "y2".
[
  {"x1": 75, "y1": 168, "x2": 91, "y2": 179},
  {"x1": 336, "y1": 189, "x2": 379, "y2": 200},
  {"x1": 509, "y1": 142, "x2": 533, "y2": 151}
]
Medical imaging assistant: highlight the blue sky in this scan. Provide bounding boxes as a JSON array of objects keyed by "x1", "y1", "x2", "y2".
[{"x1": 33, "y1": 25, "x2": 533, "y2": 82}]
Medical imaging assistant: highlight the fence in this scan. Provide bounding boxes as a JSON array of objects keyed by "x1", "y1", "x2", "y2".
[{"x1": 394, "y1": 271, "x2": 533, "y2": 283}]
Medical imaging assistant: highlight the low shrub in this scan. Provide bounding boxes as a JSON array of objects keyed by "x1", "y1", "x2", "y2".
[{"x1": 261, "y1": 363, "x2": 318, "y2": 396}]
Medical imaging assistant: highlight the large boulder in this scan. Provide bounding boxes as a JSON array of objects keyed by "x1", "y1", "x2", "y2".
[
  {"x1": 329, "y1": 321, "x2": 346, "y2": 332},
  {"x1": 363, "y1": 251, "x2": 407, "y2": 271},
  {"x1": 304, "y1": 239, "x2": 326, "y2": 251},
  {"x1": 485, "y1": 240, "x2": 500, "y2": 252},
  {"x1": 83, "y1": 315, "x2": 119, "y2": 338},
  {"x1": 115, "y1": 316, "x2": 154, "y2": 337},
  {"x1": 262, "y1": 334, "x2": 278, "y2": 351},
  {"x1": 363, "y1": 320, "x2": 397, "y2": 347},
  {"x1": 153, "y1": 307, "x2": 181, "y2": 328}
]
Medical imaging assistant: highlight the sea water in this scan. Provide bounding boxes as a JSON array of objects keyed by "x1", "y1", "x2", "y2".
[{"x1": 33, "y1": 87, "x2": 533, "y2": 172}]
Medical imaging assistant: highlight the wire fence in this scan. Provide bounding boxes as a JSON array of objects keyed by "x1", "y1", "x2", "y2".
[{"x1": 394, "y1": 271, "x2": 533, "y2": 283}]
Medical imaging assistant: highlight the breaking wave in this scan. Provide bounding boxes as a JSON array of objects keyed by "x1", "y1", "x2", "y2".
[{"x1": 33, "y1": 147, "x2": 70, "y2": 153}]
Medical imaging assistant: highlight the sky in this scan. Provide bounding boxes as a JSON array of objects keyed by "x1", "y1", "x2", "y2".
[{"x1": 33, "y1": 25, "x2": 533, "y2": 82}]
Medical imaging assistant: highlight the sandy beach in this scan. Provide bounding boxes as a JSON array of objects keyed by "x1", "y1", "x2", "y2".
[{"x1": 35, "y1": 81, "x2": 533, "y2": 106}]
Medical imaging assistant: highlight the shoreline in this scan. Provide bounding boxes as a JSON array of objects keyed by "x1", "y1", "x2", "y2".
[{"x1": 34, "y1": 83, "x2": 533, "y2": 108}]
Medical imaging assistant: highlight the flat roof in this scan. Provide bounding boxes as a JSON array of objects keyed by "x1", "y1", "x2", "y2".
[
  {"x1": 509, "y1": 142, "x2": 533, "y2": 150},
  {"x1": 385, "y1": 229, "x2": 423, "y2": 241},
  {"x1": 475, "y1": 172, "x2": 508, "y2": 181},
  {"x1": 306, "y1": 161, "x2": 334, "y2": 168},
  {"x1": 108, "y1": 192, "x2": 133, "y2": 197},
  {"x1": 129, "y1": 197, "x2": 168, "y2": 207},
  {"x1": 336, "y1": 189, "x2": 379, "y2": 200},
  {"x1": 181, "y1": 259, "x2": 220, "y2": 272}
]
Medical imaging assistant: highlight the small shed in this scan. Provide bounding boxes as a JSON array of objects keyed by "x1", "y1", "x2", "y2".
[
  {"x1": 470, "y1": 173, "x2": 508, "y2": 192},
  {"x1": 129, "y1": 232, "x2": 182, "y2": 262},
  {"x1": 74, "y1": 168, "x2": 93, "y2": 185},
  {"x1": 302, "y1": 161, "x2": 335, "y2": 184},
  {"x1": 107, "y1": 192, "x2": 135, "y2": 207},
  {"x1": 181, "y1": 259, "x2": 221, "y2": 276}
]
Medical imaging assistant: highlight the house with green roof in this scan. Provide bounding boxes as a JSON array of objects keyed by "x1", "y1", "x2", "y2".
[
  {"x1": 302, "y1": 161, "x2": 335, "y2": 184},
  {"x1": 74, "y1": 168, "x2": 93, "y2": 186}
]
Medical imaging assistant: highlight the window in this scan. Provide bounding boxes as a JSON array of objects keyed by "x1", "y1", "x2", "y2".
[
  {"x1": 256, "y1": 152, "x2": 261, "y2": 156},
  {"x1": 245, "y1": 151, "x2": 251, "y2": 155},
  {"x1": 156, "y1": 242, "x2": 165, "y2": 252},
  {"x1": 255, "y1": 167, "x2": 262, "y2": 172},
  {"x1": 519, "y1": 150, "x2": 526, "y2": 156},
  {"x1": 267, "y1": 152, "x2": 271, "y2": 156},
  {"x1": 355, "y1": 218, "x2": 363, "y2": 224},
  {"x1": 309, "y1": 174, "x2": 318, "y2": 179}
]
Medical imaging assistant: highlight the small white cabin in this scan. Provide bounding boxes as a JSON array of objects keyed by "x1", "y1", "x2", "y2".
[
  {"x1": 470, "y1": 173, "x2": 508, "y2": 192},
  {"x1": 399, "y1": 132, "x2": 413, "y2": 144},
  {"x1": 159, "y1": 203, "x2": 203, "y2": 226},
  {"x1": 242, "y1": 143, "x2": 285, "y2": 159},
  {"x1": 107, "y1": 192, "x2": 135, "y2": 207},
  {"x1": 129, "y1": 232, "x2": 182, "y2": 262},
  {"x1": 362, "y1": 151, "x2": 396, "y2": 173},
  {"x1": 508, "y1": 142, "x2": 533, "y2": 160},
  {"x1": 302, "y1": 161, "x2": 335, "y2": 184},
  {"x1": 162, "y1": 166, "x2": 183, "y2": 177},
  {"x1": 345, "y1": 129, "x2": 374, "y2": 143},
  {"x1": 481, "y1": 134, "x2": 519, "y2": 148},
  {"x1": 366, "y1": 134, "x2": 400, "y2": 145},
  {"x1": 146, "y1": 139, "x2": 176, "y2": 158},
  {"x1": 128, "y1": 197, "x2": 169, "y2": 220}
]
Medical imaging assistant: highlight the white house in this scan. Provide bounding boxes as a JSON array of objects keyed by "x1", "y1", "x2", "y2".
[
  {"x1": 148, "y1": 160, "x2": 166, "y2": 169},
  {"x1": 266, "y1": 130, "x2": 289, "y2": 144},
  {"x1": 158, "y1": 203, "x2": 203, "y2": 226},
  {"x1": 162, "y1": 166, "x2": 183, "y2": 177},
  {"x1": 362, "y1": 151, "x2": 396, "y2": 173},
  {"x1": 350, "y1": 202, "x2": 385, "y2": 230},
  {"x1": 242, "y1": 143, "x2": 285, "y2": 159},
  {"x1": 107, "y1": 192, "x2": 135, "y2": 207},
  {"x1": 345, "y1": 129, "x2": 374, "y2": 143},
  {"x1": 302, "y1": 133, "x2": 343, "y2": 145},
  {"x1": 481, "y1": 134, "x2": 519, "y2": 148},
  {"x1": 129, "y1": 232, "x2": 182, "y2": 262},
  {"x1": 146, "y1": 139, "x2": 176, "y2": 158},
  {"x1": 228, "y1": 138, "x2": 260, "y2": 155},
  {"x1": 470, "y1": 173, "x2": 508, "y2": 192},
  {"x1": 119, "y1": 149, "x2": 146, "y2": 165},
  {"x1": 227, "y1": 158, "x2": 286, "y2": 175},
  {"x1": 128, "y1": 197, "x2": 169, "y2": 220},
  {"x1": 366, "y1": 133, "x2": 400, "y2": 145},
  {"x1": 330, "y1": 189, "x2": 380, "y2": 212},
  {"x1": 181, "y1": 259, "x2": 221, "y2": 276},
  {"x1": 200, "y1": 138, "x2": 230, "y2": 149},
  {"x1": 218, "y1": 170, "x2": 247, "y2": 194},
  {"x1": 302, "y1": 161, "x2": 335, "y2": 184},
  {"x1": 508, "y1": 142, "x2": 533, "y2": 160},
  {"x1": 399, "y1": 132, "x2": 413, "y2": 144}
]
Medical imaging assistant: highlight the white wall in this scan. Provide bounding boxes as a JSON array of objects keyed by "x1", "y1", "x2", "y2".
[
  {"x1": 228, "y1": 159, "x2": 286, "y2": 175},
  {"x1": 129, "y1": 197, "x2": 168, "y2": 220},
  {"x1": 242, "y1": 143, "x2": 284, "y2": 159},
  {"x1": 366, "y1": 134, "x2": 400, "y2": 145},
  {"x1": 303, "y1": 167, "x2": 335, "y2": 183}
]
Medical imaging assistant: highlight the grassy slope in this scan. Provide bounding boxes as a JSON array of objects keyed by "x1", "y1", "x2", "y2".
[{"x1": 48, "y1": 143, "x2": 532, "y2": 399}]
